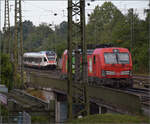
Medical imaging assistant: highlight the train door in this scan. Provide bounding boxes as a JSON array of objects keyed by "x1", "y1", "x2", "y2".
[
  {"x1": 41, "y1": 57, "x2": 47, "y2": 66},
  {"x1": 96, "y1": 55, "x2": 101, "y2": 78}
]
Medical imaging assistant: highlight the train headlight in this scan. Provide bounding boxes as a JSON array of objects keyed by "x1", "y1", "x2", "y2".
[
  {"x1": 120, "y1": 71, "x2": 130, "y2": 75},
  {"x1": 105, "y1": 71, "x2": 115, "y2": 75}
]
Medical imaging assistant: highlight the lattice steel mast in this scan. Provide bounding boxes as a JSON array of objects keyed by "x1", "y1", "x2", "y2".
[
  {"x1": 130, "y1": 8, "x2": 134, "y2": 53},
  {"x1": 67, "y1": 0, "x2": 89, "y2": 119},
  {"x1": 67, "y1": 0, "x2": 73, "y2": 119},
  {"x1": 80, "y1": 0, "x2": 89, "y2": 116},
  {"x1": 3, "y1": 0, "x2": 10, "y2": 54},
  {"x1": 13, "y1": 0, "x2": 24, "y2": 88}
]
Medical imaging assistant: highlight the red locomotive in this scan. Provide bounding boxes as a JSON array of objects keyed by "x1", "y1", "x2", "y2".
[{"x1": 61, "y1": 46, "x2": 133, "y2": 88}]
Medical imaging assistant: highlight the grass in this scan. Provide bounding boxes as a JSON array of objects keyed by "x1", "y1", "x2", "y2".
[
  {"x1": 31, "y1": 115, "x2": 50, "y2": 123},
  {"x1": 70, "y1": 114, "x2": 150, "y2": 124}
]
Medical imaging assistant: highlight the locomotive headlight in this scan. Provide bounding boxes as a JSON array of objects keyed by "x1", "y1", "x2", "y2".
[
  {"x1": 121, "y1": 71, "x2": 130, "y2": 75},
  {"x1": 105, "y1": 71, "x2": 115, "y2": 75}
]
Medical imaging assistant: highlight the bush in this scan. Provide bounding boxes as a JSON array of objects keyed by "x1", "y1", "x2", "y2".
[{"x1": 0, "y1": 53, "x2": 13, "y2": 90}]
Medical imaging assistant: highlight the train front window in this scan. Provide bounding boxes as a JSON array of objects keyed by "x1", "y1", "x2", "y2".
[
  {"x1": 104, "y1": 53, "x2": 117, "y2": 64},
  {"x1": 118, "y1": 53, "x2": 129, "y2": 64},
  {"x1": 47, "y1": 56, "x2": 55, "y2": 61},
  {"x1": 104, "y1": 52, "x2": 129, "y2": 64}
]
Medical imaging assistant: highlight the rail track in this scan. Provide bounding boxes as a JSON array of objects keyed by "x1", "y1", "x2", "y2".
[
  {"x1": 24, "y1": 67, "x2": 150, "y2": 77},
  {"x1": 124, "y1": 88, "x2": 150, "y2": 102},
  {"x1": 23, "y1": 67, "x2": 150, "y2": 80},
  {"x1": 24, "y1": 67, "x2": 150, "y2": 102},
  {"x1": 23, "y1": 67, "x2": 61, "y2": 78},
  {"x1": 23, "y1": 67, "x2": 150, "y2": 87}
]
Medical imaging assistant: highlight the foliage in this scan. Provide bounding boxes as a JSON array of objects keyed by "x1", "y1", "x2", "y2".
[
  {"x1": 0, "y1": 54, "x2": 13, "y2": 90},
  {"x1": 87, "y1": 2, "x2": 124, "y2": 44},
  {"x1": 0, "y1": 104, "x2": 9, "y2": 116},
  {"x1": 70, "y1": 114, "x2": 150, "y2": 123},
  {"x1": 86, "y1": 2, "x2": 149, "y2": 73}
]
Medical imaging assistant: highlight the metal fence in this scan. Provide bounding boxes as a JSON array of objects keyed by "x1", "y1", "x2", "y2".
[{"x1": 0, "y1": 111, "x2": 31, "y2": 124}]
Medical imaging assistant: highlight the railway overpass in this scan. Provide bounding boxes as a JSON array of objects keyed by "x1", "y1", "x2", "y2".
[{"x1": 26, "y1": 71, "x2": 148, "y2": 115}]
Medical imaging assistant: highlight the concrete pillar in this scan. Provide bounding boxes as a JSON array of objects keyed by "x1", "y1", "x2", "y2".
[
  {"x1": 55, "y1": 93, "x2": 67, "y2": 123},
  {"x1": 55, "y1": 101, "x2": 60, "y2": 123},
  {"x1": 99, "y1": 106, "x2": 107, "y2": 114},
  {"x1": 90, "y1": 103, "x2": 99, "y2": 114}
]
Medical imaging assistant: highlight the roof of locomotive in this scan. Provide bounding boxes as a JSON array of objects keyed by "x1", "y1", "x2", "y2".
[
  {"x1": 63, "y1": 47, "x2": 129, "y2": 56},
  {"x1": 93, "y1": 47, "x2": 129, "y2": 54}
]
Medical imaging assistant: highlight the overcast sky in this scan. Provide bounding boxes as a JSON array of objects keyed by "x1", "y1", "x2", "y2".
[{"x1": 0, "y1": 1, "x2": 149, "y2": 30}]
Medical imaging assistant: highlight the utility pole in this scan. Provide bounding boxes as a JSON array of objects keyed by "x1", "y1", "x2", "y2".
[
  {"x1": 19, "y1": 0, "x2": 24, "y2": 88},
  {"x1": 3, "y1": 0, "x2": 10, "y2": 54},
  {"x1": 130, "y1": 8, "x2": 134, "y2": 53},
  {"x1": 80, "y1": 0, "x2": 89, "y2": 116},
  {"x1": 0, "y1": 0, "x2": 1, "y2": 86},
  {"x1": 67, "y1": 0, "x2": 73, "y2": 120},
  {"x1": 67, "y1": 0, "x2": 89, "y2": 119},
  {"x1": 14, "y1": 0, "x2": 24, "y2": 88},
  {"x1": 148, "y1": 0, "x2": 150, "y2": 74}
]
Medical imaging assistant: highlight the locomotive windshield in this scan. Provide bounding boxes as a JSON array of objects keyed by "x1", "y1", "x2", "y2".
[
  {"x1": 104, "y1": 52, "x2": 129, "y2": 64},
  {"x1": 118, "y1": 53, "x2": 129, "y2": 64},
  {"x1": 104, "y1": 53, "x2": 117, "y2": 64}
]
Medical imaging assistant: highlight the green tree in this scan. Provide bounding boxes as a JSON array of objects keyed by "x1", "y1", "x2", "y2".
[
  {"x1": 86, "y1": 2, "x2": 149, "y2": 73},
  {"x1": 0, "y1": 54, "x2": 13, "y2": 90},
  {"x1": 87, "y1": 2, "x2": 124, "y2": 44}
]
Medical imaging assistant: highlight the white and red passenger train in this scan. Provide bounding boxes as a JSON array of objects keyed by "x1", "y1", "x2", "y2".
[{"x1": 23, "y1": 51, "x2": 57, "y2": 69}]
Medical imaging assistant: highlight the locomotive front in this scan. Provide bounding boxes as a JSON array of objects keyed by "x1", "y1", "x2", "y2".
[{"x1": 95, "y1": 48, "x2": 133, "y2": 88}]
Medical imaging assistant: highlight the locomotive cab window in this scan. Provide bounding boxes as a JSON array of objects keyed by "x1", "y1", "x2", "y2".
[
  {"x1": 118, "y1": 53, "x2": 129, "y2": 64},
  {"x1": 104, "y1": 52, "x2": 129, "y2": 64}
]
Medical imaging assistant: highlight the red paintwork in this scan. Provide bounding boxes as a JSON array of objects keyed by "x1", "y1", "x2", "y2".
[
  {"x1": 61, "y1": 47, "x2": 132, "y2": 79},
  {"x1": 62, "y1": 50, "x2": 68, "y2": 74},
  {"x1": 48, "y1": 60, "x2": 56, "y2": 64}
]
